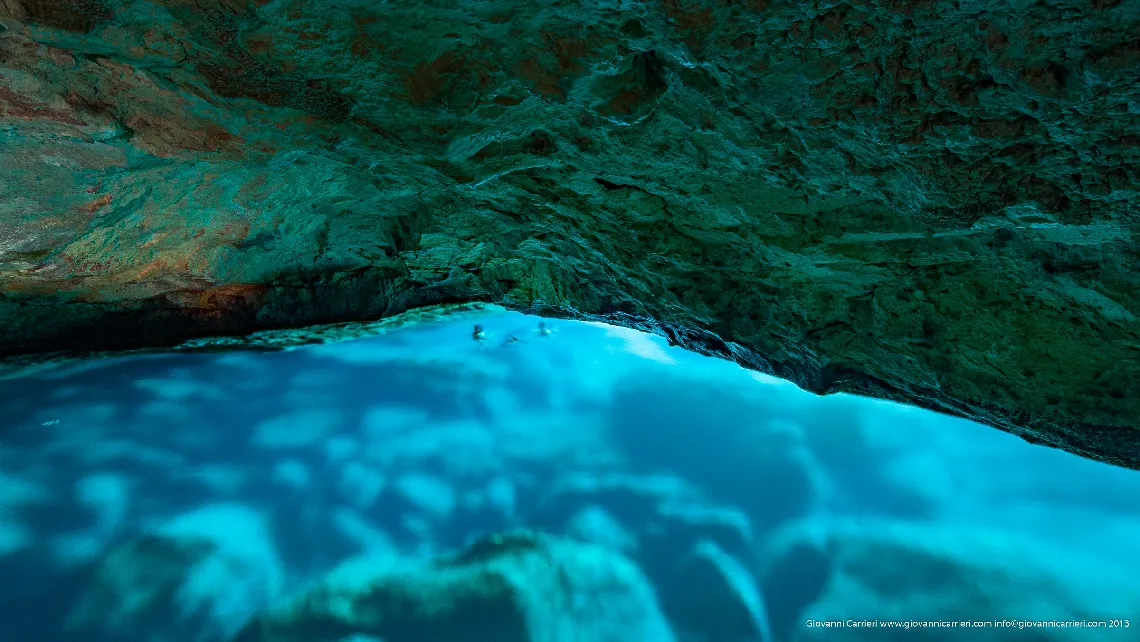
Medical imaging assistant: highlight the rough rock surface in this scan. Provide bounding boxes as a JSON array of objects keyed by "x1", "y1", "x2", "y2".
[
  {"x1": 772, "y1": 519, "x2": 1140, "y2": 641},
  {"x1": 66, "y1": 504, "x2": 284, "y2": 642},
  {"x1": 666, "y1": 540, "x2": 773, "y2": 642},
  {"x1": 0, "y1": 1, "x2": 1138, "y2": 465},
  {"x1": 232, "y1": 531, "x2": 677, "y2": 642}
]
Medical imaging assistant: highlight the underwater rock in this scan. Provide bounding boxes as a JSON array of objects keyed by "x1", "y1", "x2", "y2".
[
  {"x1": 540, "y1": 472, "x2": 703, "y2": 526},
  {"x1": 331, "y1": 508, "x2": 398, "y2": 553},
  {"x1": 67, "y1": 504, "x2": 284, "y2": 642},
  {"x1": 665, "y1": 540, "x2": 773, "y2": 642},
  {"x1": 758, "y1": 536, "x2": 835, "y2": 642},
  {"x1": 0, "y1": 471, "x2": 47, "y2": 558},
  {"x1": 564, "y1": 505, "x2": 638, "y2": 553},
  {"x1": 233, "y1": 531, "x2": 677, "y2": 642},
  {"x1": 539, "y1": 470, "x2": 764, "y2": 617},
  {"x1": 338, "y1": 462, "x2": 386, "y2": 508},
  {"x1": 251, "y1": 410, "x2": 345, "y2": 450},
  {"x1": 395, "y1": 473, "x2": 457, "y2": 519},
  {"x1": 608, "y1": 377, "x2": 823, "y2": 529},
  {"x1": 656, "y1": 500, "x2": 755, "y2": 559},
  {"x1": 634, "y1": 500, "x2": 759, "y2": 601},
  {"x1": 67, "y1": 534, "x2": 210, "y2": 639},
  {"x1": 539, "y1": 472, "x2": 702, "y2": 564},
  {"x1": 272, "y1": 459, "x2": 311, "y2": 490},
  {"x1": 540, "y1": 472, "x2": 756, "y2": 556},
  {"x1": 484, "y1": 476, "x2": 518, "y2": 517},
  {"x1": 771, "y1": 519, "x2": 1140, "y2": 641},
  {"x1": 0, "y1": 0, "x2": 1136, "y2": 468}
]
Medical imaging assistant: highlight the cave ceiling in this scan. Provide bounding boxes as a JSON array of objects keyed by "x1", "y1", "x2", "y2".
[{"x1": 0, "y1": 0, "x2": 1138, "y2": 467}]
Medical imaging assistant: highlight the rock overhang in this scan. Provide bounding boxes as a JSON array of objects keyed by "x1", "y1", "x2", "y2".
[{"x1": 0, "y1": 0, "x2": 1137, "y2": 467}]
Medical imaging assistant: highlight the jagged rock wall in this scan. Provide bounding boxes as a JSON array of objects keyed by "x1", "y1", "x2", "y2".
[{"x1": 0, "y1": 0, "x2": 1137, "y2": 466}]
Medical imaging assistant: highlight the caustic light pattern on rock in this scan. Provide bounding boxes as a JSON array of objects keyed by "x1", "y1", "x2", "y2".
[{"x1": 0, "y1": 1, "x2": 1138, "y2": 466}]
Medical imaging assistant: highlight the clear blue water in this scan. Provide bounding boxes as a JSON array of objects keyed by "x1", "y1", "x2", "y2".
[{"x1": 0, "y1": 308, "x2": 1137, "y2": 641}]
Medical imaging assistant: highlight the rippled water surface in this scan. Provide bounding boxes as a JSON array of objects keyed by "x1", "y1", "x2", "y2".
[{"x1": 1, "y1": 309, "x2": 1138, "y2": 641}]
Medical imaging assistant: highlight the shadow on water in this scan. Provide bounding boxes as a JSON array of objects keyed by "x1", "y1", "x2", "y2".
[
  {"x1": 761, "y1": 540, "x2": 835, "y2": 641},
  {"x1": 606, "y1": 372, "x2": 936, "y2": 530},
  {"x1": 795, "y1": 400, "x2": 939, "y2": 519}
]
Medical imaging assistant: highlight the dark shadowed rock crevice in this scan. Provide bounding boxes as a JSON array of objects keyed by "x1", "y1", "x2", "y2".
[{"x1": 0, "y1": 0, "x2": 1138, "y2": 467}]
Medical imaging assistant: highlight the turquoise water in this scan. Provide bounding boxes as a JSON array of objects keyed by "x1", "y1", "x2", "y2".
[{"x1": 0, "y1": 309, "x2": 1137, "y2": 641}]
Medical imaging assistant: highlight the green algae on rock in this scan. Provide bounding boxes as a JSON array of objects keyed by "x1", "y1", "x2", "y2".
[
  {"x1": 232, "y1": 531, "x2": 677, "y2": 642},
  {"x1": 0, "y1": 302, "x2": 490, "y2": 380},
  {"x1": 0, "y1": 0, "x2": 1137, "y2": 467},
  {"x1": 67, "y1": 504, "x2": 285, "y2": 642}
]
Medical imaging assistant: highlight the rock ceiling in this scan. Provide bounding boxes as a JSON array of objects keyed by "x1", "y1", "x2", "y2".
[{"x1": 0, "y1": 0, "x2": 1137, "y2": 466}]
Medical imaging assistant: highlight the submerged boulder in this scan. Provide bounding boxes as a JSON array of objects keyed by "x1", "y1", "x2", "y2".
[
  {"x1": 564, "y1": 504, "x2": 638, "y2": 553},
  {"x1": 665, "y1": 540, "x2": 773, "y2": 642},
  {"x1": 233, "y1": 531, "x2": 677, "y2": 642},
  {"x1": 538, "y1": 471, "x2": 760, "y2": 581},
  {"x1": 67, "y1": 504, "x2": 285, "y2": 642},
  {"x1": 536, "y1": 472, "x2": 703, "y2": 536},
  {"x1": 764, "y1": 519, "x2": 1140, "y2": 642}
]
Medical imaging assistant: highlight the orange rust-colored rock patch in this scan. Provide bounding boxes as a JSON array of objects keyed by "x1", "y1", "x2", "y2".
[{"x1": 0, "y1": 0, "x2": 1138, "y2": 471}]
